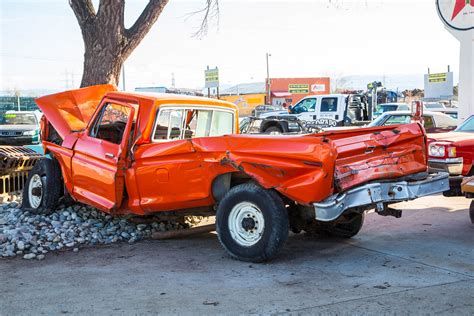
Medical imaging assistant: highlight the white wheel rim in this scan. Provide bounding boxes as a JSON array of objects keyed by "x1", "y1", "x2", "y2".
[
  {"x1": 228, "y1": 202, "x2": 265, "y2": 247},
  {"x1": 28, "y1": 174, "x2": 43, "y2": 209}
]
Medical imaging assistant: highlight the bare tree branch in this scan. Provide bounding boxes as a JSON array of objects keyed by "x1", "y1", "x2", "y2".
[
  {"x1": 69, "y1": 0, "x2": 96, "y2": 28},
  {"x1": 124, "y1": 0, "x2": 169, "y2": 55},
  {"x1": 188, "y1": 0, "x2": 219, "y2": 39}
]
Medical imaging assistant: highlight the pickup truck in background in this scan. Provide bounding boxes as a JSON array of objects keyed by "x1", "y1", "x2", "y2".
[
  {"x1": 26, "y1": 84, "x2": 448, "y2": 262},
  {"x1": 428, "y1": 115, "x2": 474, "y2": 196},
  {"x1": 255, "y1": 94, "x2": 372, "y2": 133}
]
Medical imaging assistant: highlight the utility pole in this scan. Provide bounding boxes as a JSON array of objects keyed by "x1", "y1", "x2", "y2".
[
  {"x1": 71, "y1": 71, "x2": 76, "y2": 88},
  {"x1": 63, "y1": 69, "x2": 70, "y2": 90},
  {"x1": 171, "y1": 73, "x2": 175, "y2": 88},
  {"x1": 266, "y1": 53, "x2": 271, "y2": 105}
]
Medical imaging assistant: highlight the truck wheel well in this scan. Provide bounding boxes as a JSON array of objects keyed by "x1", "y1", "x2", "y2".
[{"x1": 212, "y1": 172, "x2": 252, "y2": 202}]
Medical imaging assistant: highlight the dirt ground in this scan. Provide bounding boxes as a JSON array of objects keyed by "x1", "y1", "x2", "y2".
[{"x1": 1, "y1": 195, "x2": 473, "y2": 315}]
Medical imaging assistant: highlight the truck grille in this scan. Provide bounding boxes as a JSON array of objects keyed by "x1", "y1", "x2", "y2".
[{"x1": 0, "y1": 131, "x2": 22, "y2": 137}]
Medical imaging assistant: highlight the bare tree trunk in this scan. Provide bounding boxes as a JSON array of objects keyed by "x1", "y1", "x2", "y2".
[
  {"x1": 69, "y1": 0, "x2": 217, "y2": 88},
  {"x1": 70, "y1": 0, "x2": 169, "y2": 88}
]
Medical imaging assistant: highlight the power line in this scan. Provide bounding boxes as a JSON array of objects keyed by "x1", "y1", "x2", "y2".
[{"x1": 0, "y1": 54, "x2": 80, "y2": 62}]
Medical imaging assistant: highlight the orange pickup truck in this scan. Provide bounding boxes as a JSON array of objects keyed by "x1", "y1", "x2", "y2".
[{"x1": 23, "y1": 85, "x2": 448, "y2": 262}]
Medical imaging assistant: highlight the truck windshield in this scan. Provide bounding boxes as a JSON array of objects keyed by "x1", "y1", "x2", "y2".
[
  {"x1": 455, "y1": 116, "x2": 474, "y2": 132},
  {"x1": 0, "y1": 113, "x2": 37, "y2": 125}
]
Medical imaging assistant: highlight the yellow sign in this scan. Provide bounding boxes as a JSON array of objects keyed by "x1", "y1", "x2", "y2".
[
  {"x1": 288, "y1": 84, "x2": 309, "y2": 94},
  {"x1": 428, "y1": 73, "x2": 447, "y2": 83},
  {"x1": 205, "y1": 68, "x2": 219, "y2": 88}
]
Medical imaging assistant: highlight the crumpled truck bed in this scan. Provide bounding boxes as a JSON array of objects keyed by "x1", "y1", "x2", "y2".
[{"x1": 190, "y1": 122, "x2": 427, "y2": 206}]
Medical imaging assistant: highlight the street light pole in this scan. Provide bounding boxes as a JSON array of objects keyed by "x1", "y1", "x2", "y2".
[{"x1": 266, "y1": 53, "x2": 271, "y2": 105}]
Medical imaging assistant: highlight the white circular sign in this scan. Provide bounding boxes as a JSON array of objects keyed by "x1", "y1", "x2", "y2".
[{"x1": 437, "y1": 0, "x2": 474, "y2": 31}]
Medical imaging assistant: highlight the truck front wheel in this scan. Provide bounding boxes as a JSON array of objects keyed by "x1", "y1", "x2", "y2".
[
  {"x1": 216, "y1": 183, "x2": 289, "y2": 262},
  {"x1": 22, "y1": 158, "x2": 62, "y2": 215}
]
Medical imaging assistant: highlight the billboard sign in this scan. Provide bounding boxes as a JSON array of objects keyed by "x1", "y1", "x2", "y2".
[
  {"x1": 205, "y1": 68, "x2": 219, "y2": 88},
  {"x1": 424, "y1": 71, "x2": 454, "y2": 99},
  {"x1": 288, "y1": 84, "x2": 309, "y2": 94}
]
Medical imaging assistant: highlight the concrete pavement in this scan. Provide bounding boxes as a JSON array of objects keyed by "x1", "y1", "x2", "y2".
[{"x1": 0, "y1": 195, "x2": 473, "y2": 315}]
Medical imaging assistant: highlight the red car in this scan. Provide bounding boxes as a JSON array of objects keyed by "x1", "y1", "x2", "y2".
[{"x1": 428, "y1": 115, "x2": 474, "y2": 196}]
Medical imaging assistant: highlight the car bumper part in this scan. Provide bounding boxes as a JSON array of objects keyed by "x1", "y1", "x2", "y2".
[
  {"x1": 0, "y1": 136, "x2": 40, "y2": 146},
  {"x1": 428, "y1": 158, "x2": 463, "y2": 176},
  {"x1": 313, "y1": 172, "x2": 450, "y2": 222}
]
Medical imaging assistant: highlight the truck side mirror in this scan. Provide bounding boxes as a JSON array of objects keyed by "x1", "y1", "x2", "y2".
[{"x1": 288, "y1": 105, "x2": 294, "y2": 114}]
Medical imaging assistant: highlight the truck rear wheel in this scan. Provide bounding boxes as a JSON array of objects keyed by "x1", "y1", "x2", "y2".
[
  {"x1": 22, "y1": 158, "x2": 62, "y2": 215},
  {"x1": 216, "y1": 183, "x2": 289, "y2": 262},
  {"x1": 320, "y1": 212, "x2": 365, "y2": 238}
]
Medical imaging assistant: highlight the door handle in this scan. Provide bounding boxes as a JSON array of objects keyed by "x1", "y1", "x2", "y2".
[{"x1": 105, "y1": 153, "x2": 115, "y2": 159}]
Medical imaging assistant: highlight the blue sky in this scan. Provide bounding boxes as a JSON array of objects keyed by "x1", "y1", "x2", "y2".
[{"x1": 0, "y1": 0, "x2": 460, "y2": 94}]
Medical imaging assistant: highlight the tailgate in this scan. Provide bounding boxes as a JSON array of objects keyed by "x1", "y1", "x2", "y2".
[{"x1": 322, "y1": 123, "x2": 428, "y2": 192}]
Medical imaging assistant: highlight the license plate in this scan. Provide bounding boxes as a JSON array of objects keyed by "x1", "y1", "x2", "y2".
[{"x1": 0, "y1": 131, "x2": 21, "y2": 137}]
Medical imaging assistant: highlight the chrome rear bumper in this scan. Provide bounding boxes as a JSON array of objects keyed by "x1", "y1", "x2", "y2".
[{"x1": 313, "y1": 172, "x2": 449, "y2": 222}]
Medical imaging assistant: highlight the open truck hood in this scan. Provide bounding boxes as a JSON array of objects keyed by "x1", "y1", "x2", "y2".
[{"x1": 35, "y1": 84, "x2": 117, "y2": 139}]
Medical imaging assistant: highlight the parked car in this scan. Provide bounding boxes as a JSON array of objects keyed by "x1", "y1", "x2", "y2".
[
  {"x1": 367, "y1": 111, "x2": 458, "y2": 133},
  {"x1": 373, "y1": 103, "x2": 410, "y2": 117},
  {"x1": 427, "y1": 115, "x2": 474, "y2": 196},
  {"x1": 424, "y1": 102, "x2": 446, "y2": 111},
  {"x1": 441, "y1": 109, "x2": 458, "y2": 119},
  {"x1": 28, "y1": 84, "x2": 448, "y2": 262},
  {"x1": 0, "y1": 110, "x2": 42, "y2": 145}
]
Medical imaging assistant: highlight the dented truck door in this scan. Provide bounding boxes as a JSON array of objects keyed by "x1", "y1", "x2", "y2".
[{"x1": 70, "y1": 99, "x2": 135, "y2": 211}]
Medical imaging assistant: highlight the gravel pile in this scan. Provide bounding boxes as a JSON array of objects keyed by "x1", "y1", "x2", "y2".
[{"x1": 0, "y1": 200, "x2": 189, "y2": 260}]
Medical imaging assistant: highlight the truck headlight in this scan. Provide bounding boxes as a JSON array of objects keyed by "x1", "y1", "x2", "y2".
[
  {"x1": 23, "y1": 130, "x2": 37, "y2": 136},
  {"x1": 429, "y1": 144, "x2": 445, "y2": 157}
]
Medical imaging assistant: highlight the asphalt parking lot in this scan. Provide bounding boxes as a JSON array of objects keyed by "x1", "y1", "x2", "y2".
[{"x1": 1, "y1": 195, "x2": 473, "y2": 315}]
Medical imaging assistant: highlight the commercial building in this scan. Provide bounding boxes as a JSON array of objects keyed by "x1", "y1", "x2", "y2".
[
  {"x1": 268, "y1": 77, "x2": 331, "y2": 106},
  {"x1": 220, "y1": 83, "x2": 266, "y2": 116}
]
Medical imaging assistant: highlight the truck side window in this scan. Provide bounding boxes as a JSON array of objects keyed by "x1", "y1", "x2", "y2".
[
  {"x1": 293, "y1": 98, "x2": 316, "y2": 113},
  {"x1": 90, "y1": 103, "x2": 131, "y2": 145},
  {"x1": 320, "y1": 97, "x2": 338, "y2": 112},
  {"x1": 153, "y1": 109, "x2": 184, "y2": 140}
]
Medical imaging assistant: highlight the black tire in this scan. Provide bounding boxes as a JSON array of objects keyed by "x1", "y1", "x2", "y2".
[
  {"x1": 22, "y1": 158, "x2": 62, "y2": 215},
  {"x1": 469, "y1": 200, "x2": 474, "y2": 224},
  {"x1": 264, "y1": 126, "x2": 282, "y2": 134},
  {"x1": 216, "y1": 183, "x2": 289, "y2": 262},
  {"x1": 321, "y1": 212, "x2": 365, "y2": 238}
]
